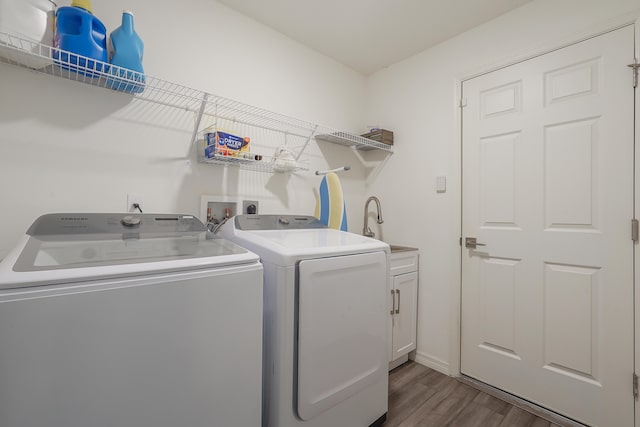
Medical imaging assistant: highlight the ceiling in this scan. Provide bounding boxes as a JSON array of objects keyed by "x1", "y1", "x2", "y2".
[{"x1": 217, "y1": 0, "x2": 533, "y2": 75}]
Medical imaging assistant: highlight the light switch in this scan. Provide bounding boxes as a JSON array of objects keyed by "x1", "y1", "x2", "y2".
[{"x1": 436, "y1": 176, "x2": 446, "y2": 193}]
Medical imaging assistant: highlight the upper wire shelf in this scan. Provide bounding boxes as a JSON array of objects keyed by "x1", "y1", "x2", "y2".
[{"x1": 0, "y1": 32, "x2": 394, "y2": 165}]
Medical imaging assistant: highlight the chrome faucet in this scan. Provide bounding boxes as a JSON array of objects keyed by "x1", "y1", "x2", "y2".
[{"x1": 363, "y1": 196, "x2": 384, "y2": 238}]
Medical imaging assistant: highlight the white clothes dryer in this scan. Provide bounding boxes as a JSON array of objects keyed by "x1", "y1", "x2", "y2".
[
  {"x1": 220, "y1": 214, "x2": 389, "y2": 427},
  {"x1": 0, "y1": 213, "x2": 263, "y2": 427}
]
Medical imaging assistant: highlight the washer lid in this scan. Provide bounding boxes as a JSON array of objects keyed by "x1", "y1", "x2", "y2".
[
  {"x1": 0, "y1": 213, "x2": 259, "y2": 289},
  {"x1": 13, "y1": 233, "x2": 248, "y2": 272}
]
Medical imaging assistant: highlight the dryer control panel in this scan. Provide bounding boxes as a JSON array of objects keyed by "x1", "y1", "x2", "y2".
[{"x1": 235, "y1": 215, "x2": 326, "y2": 230}]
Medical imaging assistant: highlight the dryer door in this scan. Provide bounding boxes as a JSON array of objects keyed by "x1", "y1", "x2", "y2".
[{"x1": 296, "y1": 251, "x2": 387, "y2": 420}]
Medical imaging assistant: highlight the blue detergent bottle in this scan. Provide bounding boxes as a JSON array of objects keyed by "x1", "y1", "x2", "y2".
[
  {"x1": 54, "y1": 0, "x2": 108, "y2": 77},
  {"x1": 106, "y1": 10, "x2": 145, "y2": 94}
]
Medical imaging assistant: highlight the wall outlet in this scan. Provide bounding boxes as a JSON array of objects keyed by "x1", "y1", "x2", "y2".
[
  {"x1": 127, "y1": 194, "x2": 144, "y2": 213},
  {"x1": 242, "y1": 200, "x2": 259, "y2": 215}
]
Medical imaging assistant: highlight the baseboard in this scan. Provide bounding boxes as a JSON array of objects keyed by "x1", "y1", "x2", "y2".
[
  {"x1": 412, "y1": 351, "x2": 450, "y2": 375},
  {"x1": 388, "y1": 354, "x2": 409, "y2": 371}
]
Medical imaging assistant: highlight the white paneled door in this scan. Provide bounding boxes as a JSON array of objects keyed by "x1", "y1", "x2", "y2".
[{"x1": 461, "y1": 26, "x2": 635, "y2": 426}]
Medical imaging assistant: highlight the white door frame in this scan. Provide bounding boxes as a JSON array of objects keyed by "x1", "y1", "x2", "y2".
[{"x1": 450, "y1": 12, "x2": 640, "y2": 379}]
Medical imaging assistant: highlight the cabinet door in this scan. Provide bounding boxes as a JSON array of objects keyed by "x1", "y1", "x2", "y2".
[{"x1": 391, "y1": 271, "x2": 418, "y2": 360}]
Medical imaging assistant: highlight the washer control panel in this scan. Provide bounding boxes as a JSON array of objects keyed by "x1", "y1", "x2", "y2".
[{"x1": 26, "y1": 213, "x2": 206, "y2": 237}]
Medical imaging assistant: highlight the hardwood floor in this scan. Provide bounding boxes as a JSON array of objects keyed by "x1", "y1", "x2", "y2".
[{"x1": 386, "y1": 361, "x2": 561, "y2": 427}]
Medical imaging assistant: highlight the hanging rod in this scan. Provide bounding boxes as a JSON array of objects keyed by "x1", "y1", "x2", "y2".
[{"x1": 315, "y1": 166, "x2": 351, "y2": 175}]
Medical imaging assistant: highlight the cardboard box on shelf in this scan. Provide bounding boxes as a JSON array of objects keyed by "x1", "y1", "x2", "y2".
[
  {"x1": 360, "y1": 129, "x2": 393, "y2": 146},
  {"x1": 203, "y1": 131, "x2": 250, "y2": 158}
]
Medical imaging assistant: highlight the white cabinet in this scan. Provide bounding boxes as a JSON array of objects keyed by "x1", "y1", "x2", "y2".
[{"x1": 388, "y1": 249, "x2": 418, "y2": 370}]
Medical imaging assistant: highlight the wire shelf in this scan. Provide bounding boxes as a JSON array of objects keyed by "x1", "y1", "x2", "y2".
[
  {"x1": 0, "y1": 31, "x2": 394, "y2": 164},
  {"x1": 198, "y1": 153, "x2": 309, "y2": 173},
  {"x1": 0, "y1": 33, "x2": 205, "y2": 111},
  {"x1": 314, "y1": 132, "x2": 394, "y2": 152}
]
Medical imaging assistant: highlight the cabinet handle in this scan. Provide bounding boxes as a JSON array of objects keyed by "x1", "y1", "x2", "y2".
[
  {"x1": 390, "y1": 289, "x2": 395, "y2": 315},
  {"x1": 395, "y1": 289, "x2": 400, "y2": 314}
]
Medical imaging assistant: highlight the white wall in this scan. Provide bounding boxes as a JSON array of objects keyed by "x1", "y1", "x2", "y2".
[
  {"x1": 3, "y1": 0, "x2": 640, "y2": 376},
  {"x1": 366, "y1": 0, "x2": 640, "y2": 374},
  {"x1": 0, "y1": 0, "x2": 369, "y2": 258}
]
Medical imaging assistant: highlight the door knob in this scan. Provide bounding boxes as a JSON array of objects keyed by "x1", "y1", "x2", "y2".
[{"x1": 465, "y1": 237, "x2": 486, "y2": 249}]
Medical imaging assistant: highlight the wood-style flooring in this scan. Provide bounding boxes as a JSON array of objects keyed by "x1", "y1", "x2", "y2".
[{"x1": 386, "y1": 361, "x2": 562, "y2": 427}]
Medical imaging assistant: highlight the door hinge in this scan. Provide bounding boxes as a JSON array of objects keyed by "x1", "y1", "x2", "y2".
[
  {"x1": 632, "y1": 219, "x2": 639, "y2": 242},
  {"x1": 459, "y1": 97, "x2": 467, "y2": 108},
  {"x1": 628, "y1": 59, "x2": 639, "y2": 88},
  {"x1": 634, "y1": 373, "x2": 638, "y2": 400},
  {"x1": 459, "y1": 237, "x2": 462, "y2": 246}
]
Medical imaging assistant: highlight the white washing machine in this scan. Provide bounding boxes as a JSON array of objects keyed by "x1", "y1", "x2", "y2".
[
  {"x1": 0, "y1": 213, "x2": 264, "y2": 427},
  {"x1": 220, "y1": 214, "x2": 389, "y2": 427}
]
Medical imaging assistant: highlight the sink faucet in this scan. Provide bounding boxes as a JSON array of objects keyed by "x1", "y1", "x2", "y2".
[{"x1": 363, "y1": 196, "x2": 384, "y2": 238}]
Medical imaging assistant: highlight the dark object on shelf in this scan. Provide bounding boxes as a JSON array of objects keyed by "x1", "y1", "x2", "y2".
[{"x1": 360, "y1": 129, "x2": 394, "y2": 146}]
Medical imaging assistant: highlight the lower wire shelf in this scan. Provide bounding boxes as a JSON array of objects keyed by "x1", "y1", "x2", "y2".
[{"x1": 198, "y1": 154, "x2": 309, "y2": 173}]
